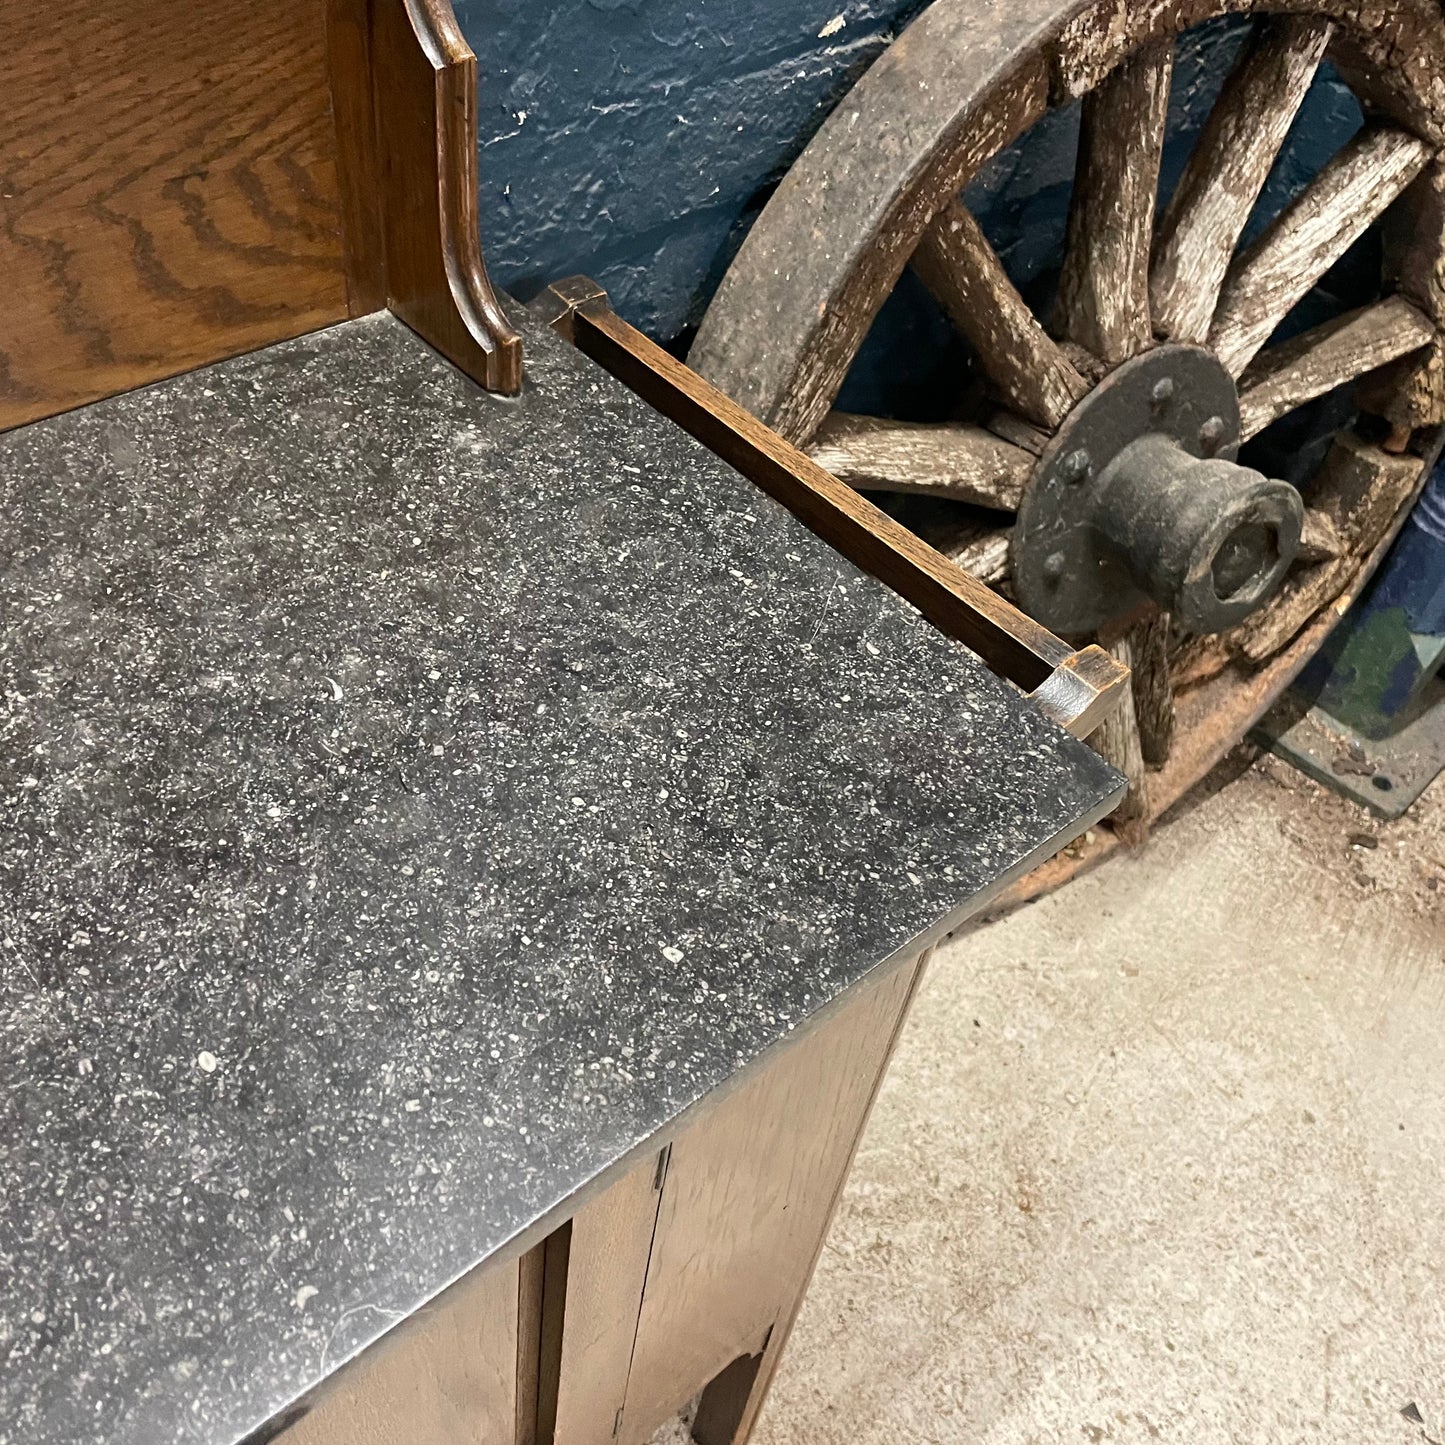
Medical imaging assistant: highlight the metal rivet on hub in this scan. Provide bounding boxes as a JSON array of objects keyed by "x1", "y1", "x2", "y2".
[
  {"x1": 1150, "y1": 377, "x2": 1175, "y2": 410},
  {"x1": 1199, "y1": 415, "x2": 1227, "y2": 456},
  {"x1": 1061, "y1": 449, "x2": 1091, "y2": 484},
  {"x1": 1043, "y1": 550, "x2": 1067, "y2": 581}
]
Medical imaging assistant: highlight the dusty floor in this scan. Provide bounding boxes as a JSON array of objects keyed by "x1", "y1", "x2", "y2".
[{"x1": 749, "y1": 751, "x2": 1445, "y2": 1445}]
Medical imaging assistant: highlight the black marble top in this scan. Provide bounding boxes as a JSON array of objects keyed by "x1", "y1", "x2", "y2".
[{"x1": 0, "y1": 309, "x2": 1120, "y2": 1445}]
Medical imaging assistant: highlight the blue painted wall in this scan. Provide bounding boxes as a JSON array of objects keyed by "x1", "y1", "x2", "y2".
[
  {"x1": 459, "y1": 1, "x2": 1365, "y2": 385},
  {"x1": 459, "y1": 0, "x2": 928, "y2": 339}
]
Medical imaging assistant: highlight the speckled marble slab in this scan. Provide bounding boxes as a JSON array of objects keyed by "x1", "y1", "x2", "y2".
[{"x1": 0, "y1": 310, "x2": 1120, "y2": 1445}]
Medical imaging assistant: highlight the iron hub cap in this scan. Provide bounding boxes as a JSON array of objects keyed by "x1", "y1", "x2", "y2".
[{"x1": 1012, "y1": 345, "x2": 1304, "y2": 636}]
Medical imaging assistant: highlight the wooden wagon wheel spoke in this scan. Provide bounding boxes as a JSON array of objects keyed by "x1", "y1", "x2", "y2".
[
  {"x1": 912, "y1": 200, "x2": 1089, "y2": 430},
  {"x1": 1210, "y1": 126, "x2": 1434, "y2": 376},
  {"x1": 1232, "y1": 432, "x2": 1424, "y2": 661},
  {"x1": 1055, "y1": 38, "x2": 1173, "y2": 363},
  {"x1": 807, "y1": 412, "x2": 1033, "y2": 509},
  {"x1": 1236, "y1": 295, "x2": 1436, "y2": 439},
  {"x1": 1299, "y1": 509, "x2": 1345, "y2": 561},
  {"x1": 1129, "y1": 609, "x2": 1175, "y2": 768},
  {"x1": 694, "y1": 0, "x2": 1445, "y2": 887},
  {"x1": 1149, "y1": 16, "x2": 1333, "y2": 346},
  {"x1": 947, "y1": 526, "x2": 1013, "y2": 583},
  {"x1": 1090, "y1": 627, "x2": 1149, "y2": 841},
  {"x1": 914, "y1": 518, "x2": 1014, "y2": 584}
]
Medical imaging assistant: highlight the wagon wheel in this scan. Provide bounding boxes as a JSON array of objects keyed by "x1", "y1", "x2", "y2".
[{"x1": 690, "y1": 0, "x2": 1445, "y2": 900}]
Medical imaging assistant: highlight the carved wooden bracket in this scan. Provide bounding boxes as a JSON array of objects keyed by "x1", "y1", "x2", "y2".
[
  {"x1": 332, "y1": 0, "x2": 524, "y2": 395},
  {"x1": 369, "y1": 0, "x2": 522, "y2": 393}
]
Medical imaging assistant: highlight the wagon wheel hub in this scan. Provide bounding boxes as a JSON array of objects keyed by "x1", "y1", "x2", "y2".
[
  {"x1": 693, "y1": 0, "x2": 1445, "y2": 851},
  {"x1": 1013, "y1": 345, "x2": 1304, "y2": 635}
]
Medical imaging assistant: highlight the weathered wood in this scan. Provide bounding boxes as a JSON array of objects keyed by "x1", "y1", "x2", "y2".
[
  {"x1": 693, "y1": 0, "x2": 1445, "y2": 455},
  {"x1": 991, "y1": 493, "x2": 1425, "y2": 917},
  {"x1": 1237, "y1": 563, "x2": 1364, "y2": 663},
  {"x1": 1298, "y1": 508, "x2": 1345, "y2": 562},
  {"x1": 807, "y1": 412, "x2": 1033, "y2": 509},
  {"x1": 1090, "y1": 630, "x2": 1149, "y2": 843},
  {"x1": 0, "y1": 0, "x2": 351, "y2": 430},
  {"x1": 1232, "y1": 432, "x2": 1423, "y2": 660},
  {"x1": 913, "y1": 200, "x2": 1089, "y2": 430},
  {"x1": 1131, "y1": 610, "x2": 1175, "y2": 767},
  {"x1": 1358, "y1": 161, "x2": 1445, "y2": 438},
  {"x1": 986, "y1": 410, "x2": 1051, "y2": 456},
  {"x1": 1149, "y1": 17, "x2": 1332, "y2": 346},
  {"x1": 948, "y1": 527, "x2": 1014, "y2": 584},
  {"x1": 1170, "y1": 633, "x2": 1233, "y2": 691},
  {"x1": 688, "y1": 0, "x2": 1068, "y2": 445},
  {"x1": 1054, "y1": 0, "x2": 1445, "y2": 148},
  {"x1": 1055, "y1": 39, "x2": 1172, "y2": 362},
  {"x1": 1236, "y1": 296, "x2": 1436, "y2": 438},
  {"x1": 909, "y1": 516, "x2": 1014, "y2": 584},
  {"x1": 1309, "y1": 433, "x2": 1425, "y2": 550},
  {"x1": 369, "y1": 0, "x2": 522, "y2": 393},
  {"x1": 1060, "y1": 340, "x2": 1110, "y2": 383},
  {"x1": 545, "y1": 278, "x2": 1129, "y2": 738},
  {"x1": 1210, "y1": 126, "x2": 1433, "y2": 377}
]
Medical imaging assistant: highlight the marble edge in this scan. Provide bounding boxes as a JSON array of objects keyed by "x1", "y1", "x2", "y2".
[{"x1": 238, "y1": 767, "x2": 1125, "y2": 1444}]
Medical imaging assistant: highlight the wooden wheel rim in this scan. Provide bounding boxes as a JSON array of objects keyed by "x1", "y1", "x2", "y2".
[{"x1": 690, "y1": 0, "x2": 1445, "y2": 896}]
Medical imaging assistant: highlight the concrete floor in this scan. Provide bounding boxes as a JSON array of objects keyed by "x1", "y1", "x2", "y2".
[{"x1": 750, "y1": 753, "x2": 1445, "y2": 1445}]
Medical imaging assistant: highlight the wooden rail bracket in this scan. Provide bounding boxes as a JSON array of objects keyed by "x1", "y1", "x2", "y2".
[{"x1": 541, "y1": 276, "x2": 1128, "y2": 741}]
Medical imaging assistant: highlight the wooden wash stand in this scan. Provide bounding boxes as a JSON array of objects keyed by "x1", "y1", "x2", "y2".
[{"x1": 0, "y1": 4, "x2": 1125, "y2": 1444}]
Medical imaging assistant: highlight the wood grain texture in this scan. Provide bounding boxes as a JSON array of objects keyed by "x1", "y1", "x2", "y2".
[
  {"x1": 986, "y1": 410, "x2": 1051, "y2": 456},
  {"x1": 514, "y1": 1245, "x2": 546, "y2": 1445},
  {"x1": 1052, "y1": 0, "x2": 1445, "y2": 140},
  {"x1": 808, "y1": 412, "x2": 1034, "y2": 509},
  {"x1": 617, "y1": 952, "x2": 926, "y2": 1445},
  {"x1": 690, "y1": 952, "x2": 936, "y2": 1445},
  {"x1": 0, "y1": 0, "x2": 350, "y2": 429},
  {"x1": 276, "y1": 1255, "x2": 522, "y2": 1445},
  {"x1": 914, "y1": 200, "x2": 1089, "y2": 429},
  {"x1": 1090, "y1": 631, "x2": 1149, "y2": 841},
  {"x1": 1298, "y1": 507, "x2": 1345, "y2": 561},
  {"x1": 693, "y1": 0, "x2": 1445, "y2": 464},
  {"x1": 902, "y1": 511, "x2": 1014, "y2": 583},
  {"x1": 326, "y1": 0, "x2": 387, "y2": 315},
  {"x1": 686, "y1": 0, "x2": 1063, "y2": 446},
  {"x1": 1210, "y1": 126, "x2": 1433, "y2": 377},
  {"x1": 1055, "y1": 39, "x2": 1172, "y2": 362},
  {"x1": 1232, "y1": 432, "x2": 1423, "y2": 660},
  {"x1": 1236, "y1": 295, "x2": 1435, "y2": 439},
  {"x1": 370, "y1": 0, "x2": 522, "y2": 393},
  {"x1": 1131, "y1": 609, "x2": 1175, "y2": 768},
  {"x1": 947, "y1": 526, "x2": 1014, "y2": 584},
  {"x1": 544, "y1": 277, "x2": 1129, "y2": 739},
  {"x1": 1358, "y1": 161, "x2": 1445, "y2": 437},
  {"x1": 990, "y1": 474, "x2": 1427, "y2": 914},
  {"x1": 1149, "y1": 16, "x2": 1332, "y2": 346},
  {"x1": 549, "y1": 1154, "x2": 666, "y2": 1445}
]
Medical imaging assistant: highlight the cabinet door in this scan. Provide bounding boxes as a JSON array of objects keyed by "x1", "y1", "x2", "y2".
[
  {"x1": 617, "y1": 951, "x2": 922, "y2": 1444},
  {"x1": 275, "y1": 1252, "x2": 526, "y2": 1445}
]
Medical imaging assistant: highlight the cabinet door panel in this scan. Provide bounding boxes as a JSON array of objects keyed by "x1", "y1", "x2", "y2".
[
  {"x1": 277, "y1": 1254, "x2": 523, "y2": 1445},
  {"x1": 618, "y1": 952, "x2": 924, "y2": 1444}
]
